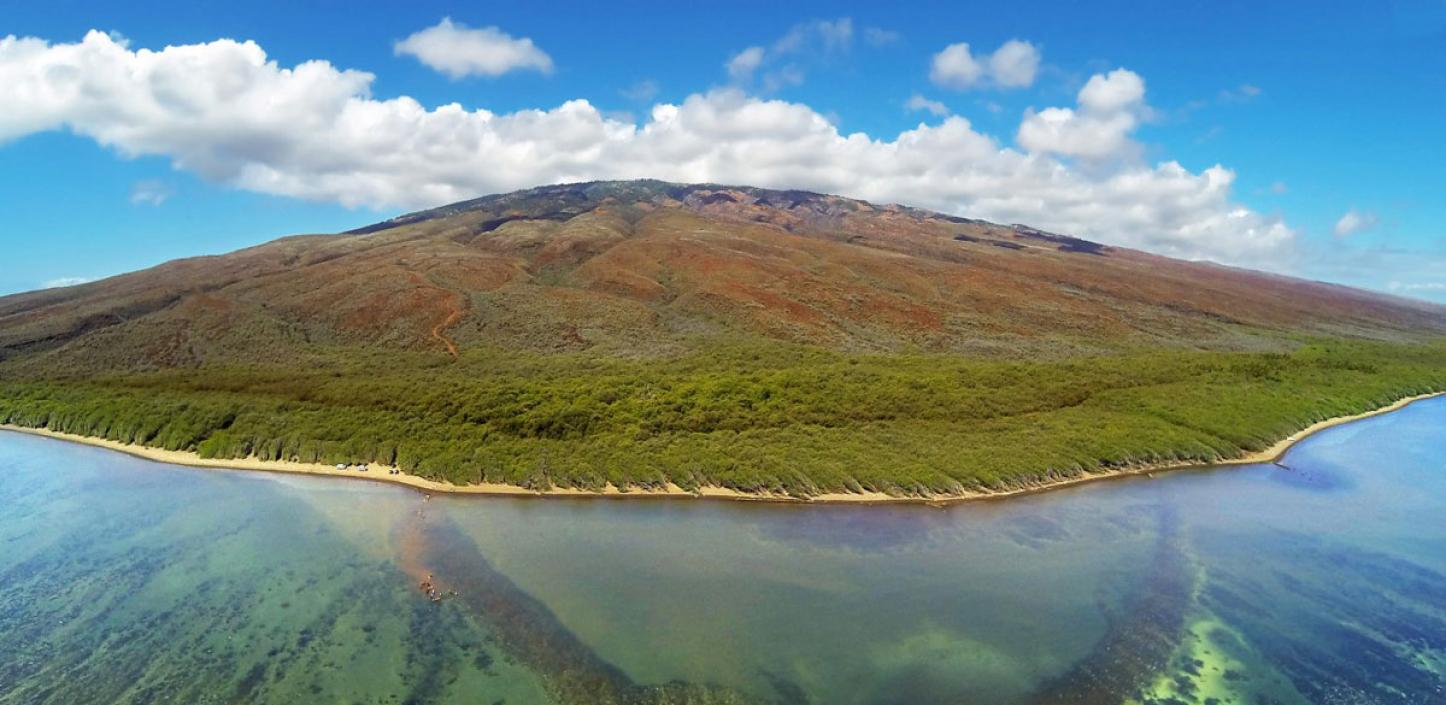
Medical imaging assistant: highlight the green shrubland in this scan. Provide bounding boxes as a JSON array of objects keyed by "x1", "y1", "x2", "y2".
[{"x1": 2, "y1": 339, "x2": 1444, "y2": 496}]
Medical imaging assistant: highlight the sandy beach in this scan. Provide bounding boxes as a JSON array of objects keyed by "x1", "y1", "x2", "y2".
[{"x1": 2, "y1": 390, "x2": 1440, "y2": 505}]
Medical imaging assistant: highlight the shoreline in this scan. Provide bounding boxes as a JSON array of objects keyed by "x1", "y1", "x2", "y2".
[{"x1": 2, "y1": 390, "x2": 1441, "y2": 506}]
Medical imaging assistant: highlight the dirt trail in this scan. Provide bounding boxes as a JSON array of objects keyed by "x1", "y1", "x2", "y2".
[
  {"x1": 430, "y1": 306, "x2": 462, "y2": 359},
  {"x1": 406, "y1": 271, "x2": 464, "y2": 359}
]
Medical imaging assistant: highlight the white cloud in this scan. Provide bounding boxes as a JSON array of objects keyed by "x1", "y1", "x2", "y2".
[
  {"x1": 905, "y1": 94, "x2": 949, "y2": 116},
  {"x1": 1333, "y1": 209, "x2": 1379, "y2": 237},
  {"x1": 727, "y1": 46, "x2": 765, "y2": 81},
  {"x1": 726, "y1": 18, "x2": 865, "y2": 90},
  {"x1": 1017, "y1": 107, "x2": 1137, "y2": 159},
  {"x1": 621, "y1": 79, "x2": 659, "y2": 102},
  {"x1": 930, "y1": 39, "x2": 1040, "y2": 90},
  {"x1": 761, "y1": 66, "x2": 805, "y2": 93},
  {"x1": 1219, "y1": 83, "x2": 1262, "y2": 102},
  {"x1": 1078, "y1": 69, "x2": 1145, "y2": 113},
  {"x1": 43, "y1": 276, "x2": 94, "y2": 288},
  {"x1": 0, "y1": 30, "x2": 1295, "y2": 266},
  {"x1": 774, "y1": 17, "x2": 853, "y2": 55},
  {"x1": 987, "y1": 40, "x2": 1040, "y2": 88},
  {"x1": 1017, "y1": 69, "x2": 1148, "y2": 160},
  {"x1": 394, "y1": 17, "x2": 552, "y2": 78},
  {"x1": 129, "y1": 179, "x2": 173, "y2": 205},
  {"x1": 930, "y1": 43, "x2": 983, "y2": 89}
]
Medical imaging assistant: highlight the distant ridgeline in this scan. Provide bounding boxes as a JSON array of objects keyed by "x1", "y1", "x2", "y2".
[{"x1": 2, "y1": 181, "x2": 1445, "y2": 497}]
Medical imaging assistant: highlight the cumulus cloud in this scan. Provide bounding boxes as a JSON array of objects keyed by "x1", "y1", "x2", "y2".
[
  {"x1": 1078, "y1": 69, "x2": 1145, "y2": 113},
  {"x1": 905, "y1": 94, "x2": 949, "y2": 116},
  {"x1": 394, "y1": 18, "x2": 552, "y2": 78},
  {"x1": 0, "y1": 30, "x2": 1295, "y2": 265},
  {"x1": 930, "y1": 44, "x2": 982, "y2": 88},
  {"x1": 987, "y1": 40, "x2": 1041, "y2": 88},
  {"x1": 1333, "y1": 209, "x2": 1379, "y2": 237},
  {"x1": 43, "y1": 276, "x2": 94, "y2": 288},
  {"x1": 129, "y1": 179, "x2": 173, "y2": 205},
  {"x1": 930, "y1": 39, "x2": 1040, "y2": 90},
  {"x1": 1017, "y1": 69, "x2": 1148, "y2": 160}
]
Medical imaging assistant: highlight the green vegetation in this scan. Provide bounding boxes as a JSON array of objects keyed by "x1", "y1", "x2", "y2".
[{"x1": 3, "y1": 339, "x2": 1444, "y2": 497}]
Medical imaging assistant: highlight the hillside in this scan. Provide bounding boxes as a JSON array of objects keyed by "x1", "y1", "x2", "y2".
[{"x1": 2, "y1": 180, "x2": 1445, "y2": 497}]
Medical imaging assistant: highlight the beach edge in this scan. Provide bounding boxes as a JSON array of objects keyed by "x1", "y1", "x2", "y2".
[{"x1": 2, "y1": 390, "x2": 1440, "y2": 506}]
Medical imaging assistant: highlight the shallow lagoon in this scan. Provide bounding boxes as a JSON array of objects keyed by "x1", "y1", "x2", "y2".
[{"x1": 2, "y1": 398, "x2": 1445, "y2": 704}]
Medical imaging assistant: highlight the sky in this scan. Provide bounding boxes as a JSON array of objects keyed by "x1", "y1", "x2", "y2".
[{"x1": 2, "y1": 1, "x2": 1445, "y2": 302}]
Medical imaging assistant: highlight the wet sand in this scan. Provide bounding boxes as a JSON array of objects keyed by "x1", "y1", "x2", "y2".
[{"x1": 2, "y1": 390, "x2": 1440, "y2": 505}]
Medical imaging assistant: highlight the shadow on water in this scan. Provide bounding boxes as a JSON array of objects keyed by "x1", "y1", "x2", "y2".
[
  {"x1": 394, "y1": 504, "x2": 776, "y2": 705},
  {"x1": 1200, "y1": 533, "x2": 1446, "y2": 705},
  {"x1": 746, "y1": 503, "x2": 943, "y2": 553},
  {"x1": 1265, "y1": 461, "x2": 1356, "y2": 492},
  {"x1": 388, "y1": 497, "x2": 1206, "y2": 705},
  {"x1": 1023, "y1": 505, "x2": 1197, "y2": 705}
]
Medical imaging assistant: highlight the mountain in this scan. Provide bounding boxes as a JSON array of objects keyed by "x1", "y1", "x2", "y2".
[
  {"x1": 2, "y1": 180, "x2": 1444, "y2": 498},
  {"x1": 3, "y1": 180, "x2": 1443, "y2": 369}
]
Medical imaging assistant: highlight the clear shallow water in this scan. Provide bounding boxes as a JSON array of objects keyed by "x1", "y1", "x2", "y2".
[{"x1": 2, "y1": 399, "x2": 1445, "y2": 705}]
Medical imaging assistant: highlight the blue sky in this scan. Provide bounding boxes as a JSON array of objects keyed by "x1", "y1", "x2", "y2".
[{"x1": 2, "y1": 0, "x2": 1444, "y2": 301}]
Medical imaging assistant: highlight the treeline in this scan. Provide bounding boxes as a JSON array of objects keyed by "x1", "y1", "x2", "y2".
[{"x1": 2, "y1": 339, "x2": 1443, "y2": 496}]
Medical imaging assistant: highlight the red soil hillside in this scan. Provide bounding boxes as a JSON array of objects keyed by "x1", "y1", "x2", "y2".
[{"x1": 2, "y1": 180, "x2": 1444, "y2": 372}]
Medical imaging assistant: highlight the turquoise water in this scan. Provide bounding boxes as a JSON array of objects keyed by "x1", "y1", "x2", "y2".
[{"x1": 3, "y1": 398, "x2": 1446, "y2": 704}]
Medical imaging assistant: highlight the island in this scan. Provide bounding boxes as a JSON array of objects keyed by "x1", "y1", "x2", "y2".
[{"x1": 3, "y1": 181, "x2": 1444, "y2": 500}]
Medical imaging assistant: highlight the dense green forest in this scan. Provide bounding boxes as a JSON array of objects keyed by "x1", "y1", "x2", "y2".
[{"x1": 3, "y1": 339, "x2": 1445, "y2": 497}]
